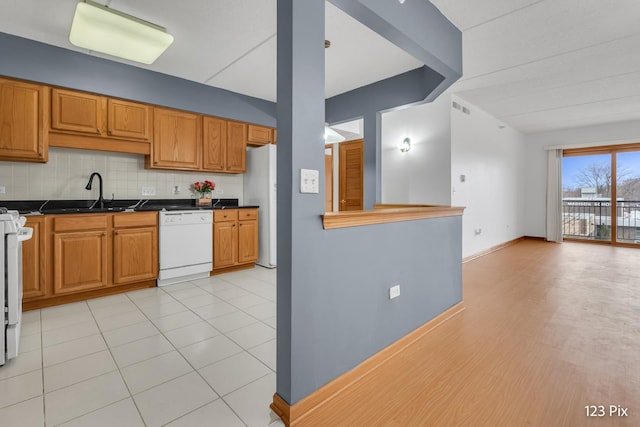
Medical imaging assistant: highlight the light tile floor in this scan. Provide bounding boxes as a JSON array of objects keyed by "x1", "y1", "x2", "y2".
[{"x1": 0, "y1": 267, "x2": 285, "y2": 427}]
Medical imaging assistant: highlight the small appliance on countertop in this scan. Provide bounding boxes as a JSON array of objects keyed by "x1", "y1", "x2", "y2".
[{"x1": 0, "y1": 208, "x2": 33, "y2": 366}]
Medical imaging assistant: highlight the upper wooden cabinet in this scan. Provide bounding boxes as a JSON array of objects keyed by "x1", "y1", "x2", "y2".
[
  {"x1": 49, "y1": 87, "x2": 152, "y2": 155},
  {"x1": 50, "y1": 88, "x2": 151, "y2": 141},
  {"x1": 203, "y1": 116, "x2": 226, "y2": 172},
  {"x1": 150, "y1": 107, "x2": 202, "y2": 170},
  {"x1": 51, "y1": 88, "x2": 102, "y2": 135},
  {"x1": 201, "y1": 117, "x2": 246, "y2": 173},
  {"x1": 0, "y1": 78, "x2": 48, "y2": 162},
  {"x1": 226, "y1": 121, "x2": 247, "y2": 172},
  {"x1": 247, "y1": 124, "x2": 273, "y2": 146},
  {"x1": 107, "y1": 98, "x2": 152, "y2": 140}
]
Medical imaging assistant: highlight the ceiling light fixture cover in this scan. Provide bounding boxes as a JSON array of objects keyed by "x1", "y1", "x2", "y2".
[
  {"x1": 324, "y1": 125, "x2": 346, "y2": 144},
  {"x1": 69, "y1": 0, "x2": 174, "y2": 65}
]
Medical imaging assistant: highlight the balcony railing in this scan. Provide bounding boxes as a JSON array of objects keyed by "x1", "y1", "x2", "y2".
[{"x1": 562, "y1": 199, "x2": 640, "y2": 243}]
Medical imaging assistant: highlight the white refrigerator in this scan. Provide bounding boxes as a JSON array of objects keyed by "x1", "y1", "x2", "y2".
[{"x1": 244, "y1": 144, "x2": 277, "y2": 268}]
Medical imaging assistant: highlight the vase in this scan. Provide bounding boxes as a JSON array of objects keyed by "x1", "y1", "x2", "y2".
[{"x1": 197, "y1": 192, "x2": 212, "y2": 207}]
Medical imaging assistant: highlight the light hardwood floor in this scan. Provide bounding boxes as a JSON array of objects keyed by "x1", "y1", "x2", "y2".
[{"x1": 296, "y1": 239, "x2": 639, "y2": 426}]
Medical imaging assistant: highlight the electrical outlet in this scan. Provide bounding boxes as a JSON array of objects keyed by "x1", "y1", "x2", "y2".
[
  {"x1": 173, "y1": 185, "x2": 181, "y2": 195},
  {"x1": 389, "y1": 285, "x2": 400, "y2": 300},
  {"x1": 475, "y1": 228, "x2": 482, "y2": 235},
  {"x1": 0, "y1": 186, "x2": 6, "y2": 194},
  {"x1": 214, "y1": 188, "x2": 224, "y2": 195},
  {"x1": 141, "y1": 186, "x2": 156, "y2": 196}
]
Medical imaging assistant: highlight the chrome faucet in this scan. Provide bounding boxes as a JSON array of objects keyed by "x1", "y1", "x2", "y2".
[{"x1": 85, "y1": 172, "x2": 104, "y2": 208}]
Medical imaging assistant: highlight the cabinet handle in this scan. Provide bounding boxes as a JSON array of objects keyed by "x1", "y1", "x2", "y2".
[
  {"x1": 107, "y1": 129, "x2": 112, "y2": 135},
  {"x1": 97, "y1": 128, "x2": 101, "y2": 133},
  {"x1": 114, "y1": 231, "x2": 119, "y2": 235},
  {"x1": 102, "y1": 232, "x2": 106, "y2": 236}
]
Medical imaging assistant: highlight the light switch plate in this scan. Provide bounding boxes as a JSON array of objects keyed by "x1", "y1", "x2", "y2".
[{"x1": 300, "y1": 169, "x2": 319, "y2": 194}]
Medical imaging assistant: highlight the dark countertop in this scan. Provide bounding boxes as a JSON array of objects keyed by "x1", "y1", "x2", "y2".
[{"x1": 0, "y1": 198, "x2": 259, "y2": 215}]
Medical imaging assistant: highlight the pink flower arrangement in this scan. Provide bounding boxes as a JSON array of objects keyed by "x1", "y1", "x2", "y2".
[{"x1": 193, "y1": 180, "x2": 215, "y2": 197}]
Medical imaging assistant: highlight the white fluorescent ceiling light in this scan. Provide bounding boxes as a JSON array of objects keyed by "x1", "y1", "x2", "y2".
[
  {"x1": 69, "y1": 0, "x2": 174, "y2": 65},
  {"x1": 324, "y1": 126, "x2": 346, "y2": 144}
]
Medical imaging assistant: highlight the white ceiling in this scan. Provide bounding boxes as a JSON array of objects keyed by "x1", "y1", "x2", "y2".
[
  {"x1": 0, "y1": 0, "x2": 421, "y2": 102},
  {"x1": 2, "y1": 1, "x2": 640, "y2": 134},
  {"x1": 430, "y1": 0, "x2": 640, "y2": 133}
]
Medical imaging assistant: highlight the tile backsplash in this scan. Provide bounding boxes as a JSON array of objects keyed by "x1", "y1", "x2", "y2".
[{"x1": 0, "y1": 148, "x2": 244, "y2": 202}]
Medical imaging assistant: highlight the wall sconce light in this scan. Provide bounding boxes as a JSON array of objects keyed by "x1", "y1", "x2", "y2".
[
  {"x1": 399, "y1": 137, "x2": 411, "y2": 153},
  {"x1": 69, "y1": 0, "x2": 174, "y2": 65}
]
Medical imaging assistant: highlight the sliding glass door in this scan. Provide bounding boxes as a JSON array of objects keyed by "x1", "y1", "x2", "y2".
[
  {"x1": 615, "y1": 150, "x2": 640, "y2": 244},
  {"x1": 562, "y1": 144, "x2": 640, "y2": 247},
  {"x1": 562, "y1": 153, "x2": 612, "y2": 242}
]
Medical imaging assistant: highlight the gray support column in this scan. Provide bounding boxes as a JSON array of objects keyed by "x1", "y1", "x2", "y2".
[{"x1": 276, "y1": 0, "x2": 326, "y2": 404}]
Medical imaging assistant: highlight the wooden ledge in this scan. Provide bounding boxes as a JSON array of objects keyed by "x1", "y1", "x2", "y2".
[{"x1": 321, "y1": 204, "x2": 464, "y2": 230}]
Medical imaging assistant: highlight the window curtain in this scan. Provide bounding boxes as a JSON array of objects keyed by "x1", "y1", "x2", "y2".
[{"x1": 546, "y1": 149, "x2": 563, "y2": 242}]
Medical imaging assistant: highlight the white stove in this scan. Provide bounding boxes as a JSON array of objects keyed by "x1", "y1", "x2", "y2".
[{"x1": 0, "y1": 208, "x2": 33, "y2": 366}]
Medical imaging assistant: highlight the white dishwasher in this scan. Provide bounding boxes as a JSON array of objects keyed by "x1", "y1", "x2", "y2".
[{"x1": 158, "y1": 210, "x2": 213, "y2": 286}]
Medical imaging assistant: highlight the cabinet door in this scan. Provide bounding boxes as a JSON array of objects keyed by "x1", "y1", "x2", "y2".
[
  {"x1": 238, "y1": 220, "x2": 258, "y2": 263},
  {"x1": 203, "y1": 116, "x2": 226, "y2": 171},
  {"x1": 113, "y1": 226, "x2": 158, "y2": 284},
  {"x1": 152, "y1": 107, "x2": 202, "y2": 170},
  {"x1": 247, "y1": 124, "x2": 272, "y2": 146},
  {"x1": 51, "y1": 88, "x2": 103, "y2": 135},
  {"x1": 0, "y1": 78, "x2": 48, "y2": 162},
  {"x1": 53, "y1": 231, "x2": 108, "y2": 295},
  {"x1": 107, "y1": 98, "x2": 151, "y2": 141},
  {"x1": 213, "y1": 221, "x2": 237, "y2": 268},
  {"x1": 226, "y1": 121, "x2": 246, "y2": 173},
  {"x1": 22, "y1": 217, "x2": 46, "y2": 300}
]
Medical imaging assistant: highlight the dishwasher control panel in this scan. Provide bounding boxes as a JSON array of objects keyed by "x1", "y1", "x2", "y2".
[{"x1": 159, "y1": 210, "x2": 213, "y2": 225}]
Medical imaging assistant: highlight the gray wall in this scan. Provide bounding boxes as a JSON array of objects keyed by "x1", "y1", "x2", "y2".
[
  {"x1": 325, "y1": 0, "x2": 462, "y2": 208},
  {"x1": 277, "y1": 0, "x2": 462, "y2": 405},
  {"x1": 0, "y1": 32, "x2": 276, "y2": 126},
  {"x1": 326, "y1": 67, "x2": 446, "y2": 208}
]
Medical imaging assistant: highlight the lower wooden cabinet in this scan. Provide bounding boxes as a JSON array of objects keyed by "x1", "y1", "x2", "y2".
[
  {"x1": 22, "y1": 216, "x2": 47, "y2": 299},
  {"x1": 238, "y1": 210, "x2": 259, "y2": 264},
  {"x1": 213, "y1": 208, "x2": 258, "y2": 271},
  {"x1": 22, "y1": 212, "x2": 158, "y2": 309},
  {"x1": 113, "y1": 214, "x2": 158, "y2": 284},
  {"x1": 53, "y1": 229, "x2": 109, "y2": 295}
]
